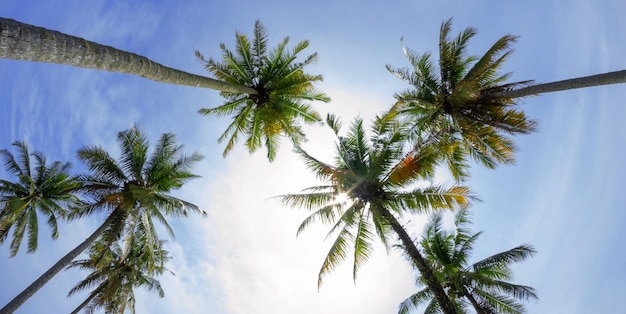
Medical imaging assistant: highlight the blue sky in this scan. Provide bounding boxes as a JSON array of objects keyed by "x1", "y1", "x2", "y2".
[{"x1": 1, "y1": 0, "x2": 625, "y2": 313}]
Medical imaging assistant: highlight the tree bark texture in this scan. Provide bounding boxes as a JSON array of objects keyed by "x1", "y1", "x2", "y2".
[
  {"x1": 377, "y1": 208, "x2": 460, "y2": 314},
  {"x1": 485, "y1": 70, "x2": 626, "y2": 99},
  {"x1": 0, "y1": 18, "x2": 257, "y2": 94}
]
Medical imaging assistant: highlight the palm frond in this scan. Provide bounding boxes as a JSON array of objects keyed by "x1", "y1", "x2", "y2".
[
  {"x1": 391, "y1": 185, "x2": 473, "y2": 215},
  {"x1": 398, "y1": 287, "x2": 434, "y2": 314},
  {"x1": 464, "y1": 34, "x2": 518, "y2": 86},
  {"x1": 389, "y1": 18, "x2": 538, "y2": 175},
  {"x1": 317, "y1": 223, "x2": 354, "y2": 288},
  {"x1": 472, "y1": 289, "x2": 526, "y2": 314},
  {"x1": 0, "y1": 141, "x2": 80, "y2": 256},
  {"x1": 293, "y1": 146, "x2": 338, "y2": 181},
  {"x1": 77, "y1": 146, "x2": 127, "y2": 185},
  {"x1": 198, "y1": 21, "x2": 328, "y2": 161},
  {"x1": 473, "y1": 244, "x2": 537, "y2": 271},
  {"x1": 294, "y1": 203, "x2": 340, "y2": 236},
  {"x1": 280, "y1": 189, "x2": 335, "y2": 209},
  {"x1": 405, "y1": 208, "x2": 537, "y2": 314},
  {"x1": 118, "y1": 127, "x2": 149, "y2": 183},
  {"x1": 352, "y1": 214, "x2": 374, "y2": 282},
  {"x1": 252, "y1": 20, "x2": 268, "y2": 60},
  {"x1": 0, "y1": 143, "x2": 26, "y2": 177}
]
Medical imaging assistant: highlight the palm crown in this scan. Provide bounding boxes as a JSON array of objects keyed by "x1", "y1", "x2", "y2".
[
  {"x1": 280, "y1": 114, "x2": 471, "y2": 288},
  {"x1": 387, "y1": 18, "x2": 537, "y2": 170},
  {"x1": 0, "y1": 141, "x2": 82, "y2": 256},
  {"x1": 399, "y1": 209, "x2": 537, "y2": 313},
  {"x1": 67, "y1": 234, "x2": 171, "y2": 314},
  {"x1": 196, "y1": 20, "x2": 330, "y2": 161},
  {"x1": 74, "y1": 127, "x2": 205, "y2": 248}
]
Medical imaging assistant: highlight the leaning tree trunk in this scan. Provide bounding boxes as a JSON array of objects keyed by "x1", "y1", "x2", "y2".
[
  {"x1": 461, "y1": 287, "x2": 491, "y2": 314},
  {"x1": 484, "y1": 70, "x2": 626, "y2": 99},
  {"x1": 0, "y1": 18, "x2": 257, "y2": 94},
  {"x1": 0, "y1": 209, "x2": 122, "y2": 314},
  {"x1": 70, "y1": 285, "x2": 103, "y2": 314},
  {"x1": 376, "y1": 207, "x2": 459, "y2": 314}
]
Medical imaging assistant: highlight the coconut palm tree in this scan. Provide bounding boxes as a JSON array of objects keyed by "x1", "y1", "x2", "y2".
[
  {"x1": 0, "y1": 141, "x2": 82, "y2": 257},
  {"x1": 387, "y1": 18, "x2": 626, "y2": 170},
  {"x1": 399, "y1": 209, "x2": 537, "y2": 314},
  {"x1": 67, "y1": 234, "x2": 171, "y2": 314},
  {"x1": 0, "y1": 127, "x2": 203, "y2": 313},
  {"x1": 196, "y1": 20, "x2": 330, "y2": 161},
  {"x1": 0, "y1": 18, "x2": 329, "y2": 162},
  {"x1": 280, "y1": 114, "x2": 472, "y2": 314}
]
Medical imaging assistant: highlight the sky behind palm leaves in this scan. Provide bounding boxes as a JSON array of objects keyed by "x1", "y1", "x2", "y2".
[{"x1": 1, "y1": 0, "x2": 625, "y2": 313}]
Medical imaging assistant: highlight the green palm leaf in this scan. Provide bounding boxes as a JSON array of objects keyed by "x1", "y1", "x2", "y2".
[
  {"x1": 0, "y1": 141, "x2": 82, "y2": 256},
  {"x1": 197, "y1": 21, "x2": 329, "y2": 161},
  {"x1": 399, "y1": 287, "x2": 434, "y2": 314},
  {"x1": 389, "y1": 18, "x2": 538, "y2": 173},
  {"x1": 401, "y1": 209, "x2": 537, "y2": 313},
  {"x1": 67, "y1": 233, "x2": 171, "y2": 314},
  {"x1": 0, "y1": 126, "x2": 202, "y2": 311},
  {"x1": 473, "y1": 245, "x2": 537, "y2": 271},
  {"x1": 280, "y1": 114, "x2": 471, "y2": 310},
  {"x1": 317, "y1": 221, "x2": 353, "y2": 288}
]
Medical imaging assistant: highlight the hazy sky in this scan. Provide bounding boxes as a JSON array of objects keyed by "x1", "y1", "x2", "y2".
[{"x1": 1, "y1": 0, "x2": 625, "y2": 313}]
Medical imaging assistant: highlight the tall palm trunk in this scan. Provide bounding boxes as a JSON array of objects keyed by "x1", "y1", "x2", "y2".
[
  {"x1": 0, "y1": 209, "x2": 123, "y2": 314},
  {"x1": 0, "y1": 18, "x2": 257, "y2": 94},
  {"x1": 376, "y1": 207, "x2": 459, "y2": 314},
  {"x1": 484, "y1": 70, "x2": 626, "y2": 99}
]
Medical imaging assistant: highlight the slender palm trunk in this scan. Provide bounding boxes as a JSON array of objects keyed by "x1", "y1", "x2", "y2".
[
  {"x1": 376, "y1": 208, "x2": 459, "y2": 314},
  {"x1": 484, "y1": 70, "x2": 626, "y2": 99},
  {"x1": 0, "y1": 18, "x2": 257, "y2": 94},
  {"x1": 70, "y1": 285, "x2": 104, "y2": 314},
  {"x1": 0, "y1": 209, "x2": 122, "y2": 314},
  {"x1": 462, "y1": 288, "x2": 490, "y2": 314}
]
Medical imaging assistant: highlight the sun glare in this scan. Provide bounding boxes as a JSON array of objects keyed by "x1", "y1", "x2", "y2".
[{"x1": 335, "y1": 193, "x2": 349, "y2": 204}]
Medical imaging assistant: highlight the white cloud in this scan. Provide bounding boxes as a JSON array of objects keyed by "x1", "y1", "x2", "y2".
[{"x1": 154, "y1": 81, "x2": 426, "y2": 313}]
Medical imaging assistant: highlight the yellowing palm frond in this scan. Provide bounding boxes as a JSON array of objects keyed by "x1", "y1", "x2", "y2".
[
  {"x1": 389, "y1": 18, "x2": 538, "y2": 174},
  {"x1": 280, "y1": 114, "x2": 474, "y2": 296}
]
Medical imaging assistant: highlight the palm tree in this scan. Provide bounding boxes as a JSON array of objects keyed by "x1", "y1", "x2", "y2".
[
  {"x1": 0, "y1": 18, "x2": 253, "y2": 94},
  {"x1": 67, "y1": 234, "x2": 171, "y2": 314},
  {"x1": 280, "y1": 114, "x2": 472, "y2": 314},
  {"x1": 399, "y1": 209, "x2": 537, "y2": 314},
  {"x1": 1, "y1": 127, "x2": 203, "y2": 313},
  {"x1": 0, "y1": 141, "x2": 82, "y2": 257},
  {"x1": 196, "y1": 20, "x2": 330, "y2": 161},
  {"x1": 0, "y1": 18, "x2": 329, "y2": 162},
  {"x1": 387, "y1": 18, "x2": 626, "y2": 170}
]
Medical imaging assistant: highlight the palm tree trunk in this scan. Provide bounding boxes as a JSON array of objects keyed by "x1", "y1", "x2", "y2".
[
  {"x1": 0, "y1": 18, "x2": 257, "y2": 94},
  {"x1": 70, "y1": 285, "x2": 104, "y2": 314},
  {"x1": 484, "y1": 70, "x2": 626, "y2": 99},
  {"x1": 376, "y1": 208, "x2": 459, "y2": 314},
  {"x1": 462, "y1": 288, "x2": 490, "y2": 314},
  {"x1": 0, "y1": 209, "x2": 122, "y2": 314}
]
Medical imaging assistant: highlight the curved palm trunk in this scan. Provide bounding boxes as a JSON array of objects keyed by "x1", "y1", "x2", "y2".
[
  {"x1": 376, "y1": 208, "x2": 459, "y2": 314},
  {"x1": 484, "y1": 70, "x2": 626, "y2": 99},
  {"x1": 0, "y1": 209, "x2": 121, "y2": 314},
  {"x1": 0, "y1": 18, "x2": 257, "y2": 94}
]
